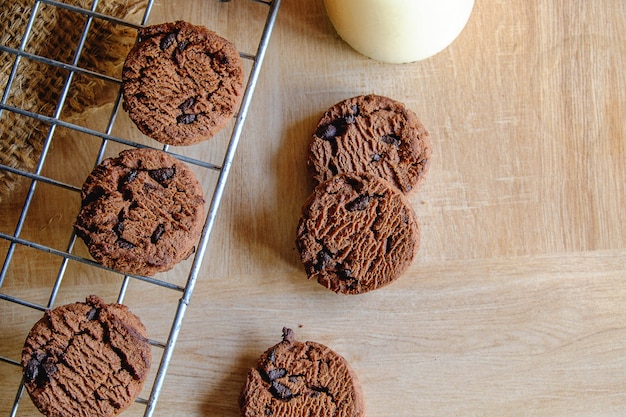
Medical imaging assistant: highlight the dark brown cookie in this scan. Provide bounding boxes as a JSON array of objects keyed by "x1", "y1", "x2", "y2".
[
  {"x1": 21, "y1": 295, "x2": 152, "y2": 417},
  {"x1": 74, "y1": 147, "x2": 206, "y2": 276},
  {"x1": 308, "y1": 94, "x2": 432, "y2": 193},
  {"x1": 240, "y1": 328, "x2": 365, "y2": 417},
  {"x1": 296, "y1": 172, "x2": 420, "y2": 294},
  {"x1": 122, "y1": 20, "x2": 244, "y2": 146}
]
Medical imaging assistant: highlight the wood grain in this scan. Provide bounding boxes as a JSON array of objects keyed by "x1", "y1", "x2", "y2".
[{"x1": 1, "y1": 0, "x2": 624, "y2": 416}]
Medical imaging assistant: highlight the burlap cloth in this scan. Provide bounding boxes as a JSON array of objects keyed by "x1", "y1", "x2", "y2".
[{"x1": 0, "y1": 0, "x2": 147, "y2": 201}]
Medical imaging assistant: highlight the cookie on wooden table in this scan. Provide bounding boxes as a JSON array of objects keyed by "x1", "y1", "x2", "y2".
[
  {"x1": 296, "y1": 172, "x2": 420, "y2": 294},
  {"x1": 308, "y1": 94, "x2": 432, "y2": 193},
  {"x1": 74, "y1": 147, "x2": 206, "y2": 276},
  {"x1": 122, "y1": 20, "x2": 244, "y2": 146},
  {"x1": 240, "y1": 328, "x2": 365, "y2": 417},
  {"x1": 21, "y1": 295, "x2": 152, "y2": 417}
]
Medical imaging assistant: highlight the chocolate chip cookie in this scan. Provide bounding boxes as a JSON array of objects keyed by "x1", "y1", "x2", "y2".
[
  {"x1": 308, "y1": 94, "x2": 432, "y2": 193},
  {"x1": 21, "y1": 295, "x2": 152, "y2": 417},
  {"x1": 296, "y1": 172, "x2": 420, "y2": 294},
  {"x1": 122, "y1": 20, "x2": 244, "y2": 146},
  {"x1": 240, "y1": 328, "x2": 365, "y2": 417},
  {"x1": 74, "y1": 147, "x2": 206, "y2": 276}
]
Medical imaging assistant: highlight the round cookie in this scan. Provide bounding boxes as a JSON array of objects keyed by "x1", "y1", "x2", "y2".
[
  {"x1": 74, "y1": 147, "x2": 206, "y2": 276},
  {"x1": 122, "y1": 20, "x2": 244, "y2": 146},
  {"x1": 21, "y1": 295, "x2": 152, "y2": 417},
  {"x1": 296, "y1": 172, "x2": 420, "y2": 294},
  {"x1": 308, "y1": 94, "x2": 432, "y2": 193},
  {"x1": 240, "y1": 328, "x2": 365, "y2": 417}
]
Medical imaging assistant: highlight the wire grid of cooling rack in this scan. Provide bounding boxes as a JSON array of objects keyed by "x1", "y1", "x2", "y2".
[{"x1": 0, "y1": 0, "x2": 281, "y2": 415}]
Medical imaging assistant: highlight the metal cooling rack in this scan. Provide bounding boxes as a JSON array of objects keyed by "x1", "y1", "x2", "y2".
[{"x1": 0, "y1": 0, "x2": 281, "y2": 415}]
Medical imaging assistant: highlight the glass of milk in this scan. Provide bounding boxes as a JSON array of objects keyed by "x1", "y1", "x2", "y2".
[{"x1": 323, "y1": 0, "x2": 475, "y2": 64}]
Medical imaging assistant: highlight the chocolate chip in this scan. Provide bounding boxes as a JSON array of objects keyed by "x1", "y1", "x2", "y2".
[
  {"x1": 315, "y1": 249, "x2": 333, "y2": 271},
  {"x1": 160, "y1": 33, "x2": 176, "y2": 51},
  {"x1": 24, "y1": 357, "x2": 40, "y2": 382},
  {"x1": 345, "y1": 176, "x2": 365, "y2": 193},
  {"x1": 123, "y1": 188, "x2": 133, "y2": 201},
  {"x1": 333, "y1": 118, "x2": 350, "y2": 136},
  {"x1": 316, "y1": 123, "x2": 337, "y2": 140},
  {"x1": 117, "y1": 238, "x2": 135, "y2": 249},
  {"x1": 382, "y1": 134, "x2": 401, "y2": 147},
  {"x1": 311, "y1": 385, "x2": 330, "y2": 395},
  {"x1": 179, "y1": 96, "x2": 196, "y2": 111},
  {"x1": 113, "y1": 210, "x2": 125, "y2": 236},
  {"x1": 151, "y1": 223, "x2": 165, "y2": 244},
  {"x1": 42, "y1": 362, "x2": 57, "y2": 380},
  {"x1": 288, "y1": 374, "x2": 303, "y2": 383},
  {"x1": 86, "y1": 307, "x2": 99, "y2": 321},
  {"x1": 148, "y1": 167, "x2": 175, "y2": 184},
  {"x1": 267, "y1": 349, "x2": 276, "y2": 365},
  {"x1": 113, "y1": 222, "x2": 124, "y2": 237},
  {"x1": 218, "y1": 52, "x2": 230, "y2": 66},
  {"x1": 177, "y1": 39, "x2": 189, "y2": 52},
  {"x1": 338, "y1": 267, "x2": 353, "y2": 280},
  {"x1": 316, "y1": 117, "x2": 351, "y2": 140},
  {"x1": 345, "y1": 277, "x2": 359, "y2": 290},
  {"x1": 346, "y1": 194, "x2": 370, "y2": 211},
  {"x1": 120, "y1": 170, "x2": 138, "y2": 191},
  {"x1": 24, "y1": 352, "x2": 56, "y2": 387},
  {"x1": 270, "y1": 381, "x2": 293, "y2": 400},
  {"x1": 82, "y1": 186, "x2": 105, "y2": 206},
  {"x1": 265, "y1": 367, "x2": 287, "y2": 382},
  {"x1": 386, "y1": 236, "x2": 393, "y2": 253},
  {"x1": 143, "y1": 182, "x2": 158, "y2": 193},
  {"x1": 127, "y1": 169, "x2": 138, "y2": 183},
  {"x1": 177, "y1": 113, "x2": 197, "y2": 124}
]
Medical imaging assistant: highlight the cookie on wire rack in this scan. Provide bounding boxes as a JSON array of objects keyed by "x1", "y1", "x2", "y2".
[
  {"x1": 74, "y1": 147, "x2": 206, "y2": 276},
  {"x1": 21, "y1": 295, "x2": 152, "y2": 417},
  {"x1": 121, "y1": 20, "x2": 245, "y2": 146}
]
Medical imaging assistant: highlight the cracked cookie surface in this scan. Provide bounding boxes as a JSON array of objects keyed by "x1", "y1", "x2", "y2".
[
  {"x1": 296, "y1": 172, "x2": 420, "y2": 294},
  {"x1": 240, "y1": 328, "x2": 365, "y2": 417},
  {"x1": 74, "y1": 148, "x2": 205, "y2": 276},
  {"x1": 122, "y1": 20, "x2": 244, "y2": 146},
  {"x1": 308, "y1": 94, "x2": 432, "y2": 194},
  {"x1": 21, "y1": 295, "x2": 151, "y2": 417}
]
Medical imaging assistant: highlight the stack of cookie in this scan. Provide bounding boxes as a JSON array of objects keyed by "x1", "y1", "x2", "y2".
[{"x1": 296, "y1": 94, "x2": 432, "y2": 295}]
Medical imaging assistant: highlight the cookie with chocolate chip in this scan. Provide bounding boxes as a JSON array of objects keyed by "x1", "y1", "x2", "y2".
[
  {"x1": 308, "y1": 94, "x2": 432, "y2": 193},
  {"x1": 21, "y1": 295, "x2": 152, "y2": 417},
  {"x1": 240, "y1": 328, "x2": 365, "y2": 417},
  {"x1": 74, "y1": 147, "x2": 205, "y2": 276},
  {"x1": 296, "y1": 172, "x2": 420, "y2": 294},
  {"x1": 122, "y1": 20, "x2": 244, "y2": 146}
]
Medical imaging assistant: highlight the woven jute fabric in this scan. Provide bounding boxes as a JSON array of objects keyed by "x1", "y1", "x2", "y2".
[{"x1": 0, "y1": 0, "x2": 147, "y2": 201}]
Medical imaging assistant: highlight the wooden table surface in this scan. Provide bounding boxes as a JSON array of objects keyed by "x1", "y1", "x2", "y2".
[{"x1": 1, "y1": 0, "x2": 625, "y2": 416}]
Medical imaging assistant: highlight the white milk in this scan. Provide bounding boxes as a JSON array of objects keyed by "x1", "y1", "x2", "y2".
[{"x1": 324, "y1": 0, "x2": 474, "y2": 63}]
